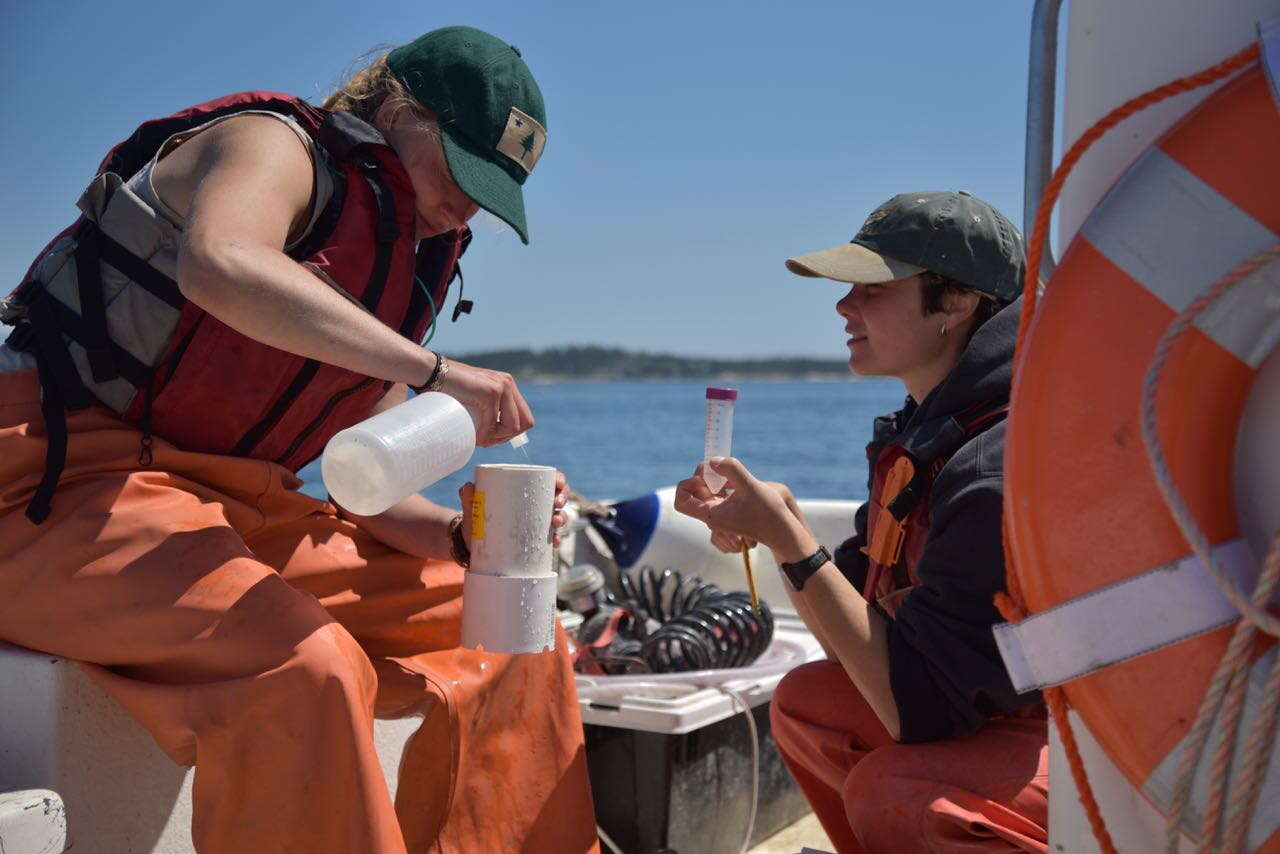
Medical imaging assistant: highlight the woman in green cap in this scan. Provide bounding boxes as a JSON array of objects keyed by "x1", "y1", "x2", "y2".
[{"x1": 0, "y1": 26, "x2": 597, "y2": 854}]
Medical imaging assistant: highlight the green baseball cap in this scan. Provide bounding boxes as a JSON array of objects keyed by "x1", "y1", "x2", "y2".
[
  {"x1": 785, "y1": 191, "x2": 1026, "y2": 301},
  {"x1": 387, "y1": 26, "x2": 547, "y2": 244}
]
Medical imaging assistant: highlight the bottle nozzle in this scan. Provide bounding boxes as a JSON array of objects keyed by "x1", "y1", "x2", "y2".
[{"x1": 509, "y1": 432, "x2": 529, "y2": 449}]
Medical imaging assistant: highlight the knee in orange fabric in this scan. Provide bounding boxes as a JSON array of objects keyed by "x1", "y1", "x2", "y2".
[
  {"x1": 772, "y1": 660, "x2": 846, "y2": 719},
  {"x1": 842, "y1": 745, "x2": 910, "y2": 833},
  {"x1": 842, "y1": 741, "x2": 1049, "y2": 853},
  {"x1": 284, "y1": 623, "x2": 381, "y2": 711}
]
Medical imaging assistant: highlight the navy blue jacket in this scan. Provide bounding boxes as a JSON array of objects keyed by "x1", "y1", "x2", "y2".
[{"x1": 833, "y1": 298, "x2": 1043, "y2": 742}]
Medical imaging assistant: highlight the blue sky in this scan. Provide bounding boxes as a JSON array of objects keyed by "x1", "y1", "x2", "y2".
[{"x1": 2, "y1": 0, "x2": 1038, "y2": 358}]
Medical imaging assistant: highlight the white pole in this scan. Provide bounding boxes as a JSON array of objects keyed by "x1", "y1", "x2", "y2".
[{"x1": 461, "y1": 464, "x2": 559, "y2": 654}]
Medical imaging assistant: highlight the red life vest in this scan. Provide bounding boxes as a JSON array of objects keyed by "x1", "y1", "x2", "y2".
[
  {"x1": 5, "y1": 92, "x2": 468, "y2": 522},
  {"x1": 861, "y1": 400, "x2": 1009, "y2": 617}
]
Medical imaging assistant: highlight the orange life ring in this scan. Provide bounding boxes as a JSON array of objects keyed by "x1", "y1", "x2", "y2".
[{"x1": 1000, "y1": 62, "x2": 1280, "y2": 846}]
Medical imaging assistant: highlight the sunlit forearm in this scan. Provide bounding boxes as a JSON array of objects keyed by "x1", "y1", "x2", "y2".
[
  {"x1": 774, "y1": 520, "x2": 901, "y2": 740},
  {"x1": 336, "y1": 492, "x2": 458, "y2": 561},
  {"x1": 178, "y1": 237, "x2": 438, "y2": 387}
]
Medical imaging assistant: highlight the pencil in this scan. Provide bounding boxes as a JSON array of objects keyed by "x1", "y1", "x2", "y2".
[{"x1": 740, "y1": 541, "x2": 760, "y2": 615}]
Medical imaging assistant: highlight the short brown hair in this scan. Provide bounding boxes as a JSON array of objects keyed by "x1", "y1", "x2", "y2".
[{"x1": 918, "y1": 270, "x2": 1004, "y2": 335}]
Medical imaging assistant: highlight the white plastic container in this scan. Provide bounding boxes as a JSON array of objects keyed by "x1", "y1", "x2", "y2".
[
  {"x1": 702, "y1": 387, "x2": 738, "y2": 493},
  {"x1": 321, "y1": 391, "x2": 475, "y2": 516},
  {"x1": 575, "y1": 611, "x2": 824, "y2": 732},
  {"x1": 461, "y1": 464, "x2": 559, "y2": 654}
]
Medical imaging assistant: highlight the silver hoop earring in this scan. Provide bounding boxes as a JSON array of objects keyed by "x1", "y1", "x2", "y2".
[{"x1": 940, "y1": 322, "x2": 948, "y2": 337}]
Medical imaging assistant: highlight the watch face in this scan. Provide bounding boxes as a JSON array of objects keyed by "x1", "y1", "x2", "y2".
[{"x1": 784, "y1": 563, "x2": 807, "y2": 592}]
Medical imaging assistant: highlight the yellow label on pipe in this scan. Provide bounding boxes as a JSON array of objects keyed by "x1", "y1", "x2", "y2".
[{"x1": 471, "y1": 492, "x2": 486, "y2": 540}]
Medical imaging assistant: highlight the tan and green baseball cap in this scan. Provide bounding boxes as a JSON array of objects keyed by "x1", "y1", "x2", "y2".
[
  {"x1": 388, "y1": 26, "x2": 547, "y2": 244},
  {"x1": 785, "y1": 191, "x2": 1026, "y2": 301}
]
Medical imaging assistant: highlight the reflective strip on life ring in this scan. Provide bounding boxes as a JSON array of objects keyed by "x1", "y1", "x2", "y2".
[
  {"x1": 1000, "y1": 60, "x2": 1280, "y2": 846},
  {"x1": 1081, "y1": 148, "x2": 1280, "y2": 368},
  {"x1": 994, "y1": 538, "x2": 1262, "y2": 692}
]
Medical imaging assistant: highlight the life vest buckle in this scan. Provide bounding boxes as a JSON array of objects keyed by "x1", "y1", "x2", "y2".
[{"x1": 866, "y1": 455, "x2": 915, "y2": 567}]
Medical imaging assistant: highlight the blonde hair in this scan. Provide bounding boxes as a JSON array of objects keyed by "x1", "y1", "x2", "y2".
[{"x1": 323, "y1": 51, "x2": 440, "y2": 138}]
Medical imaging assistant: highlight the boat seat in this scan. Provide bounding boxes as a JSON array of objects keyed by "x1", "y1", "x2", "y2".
[{"x1": 0, "y1": 641, "x2": 422, "y2": 854}]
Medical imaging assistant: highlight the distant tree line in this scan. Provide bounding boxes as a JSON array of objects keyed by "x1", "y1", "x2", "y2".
[{"x1": 455, "y1": 345, "x2": 850, "y2": 380}]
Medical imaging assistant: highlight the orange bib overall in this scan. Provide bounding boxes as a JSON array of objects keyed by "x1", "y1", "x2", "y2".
[{"x1": 0, "y1": 369, "x2": 598, "y2": 853}]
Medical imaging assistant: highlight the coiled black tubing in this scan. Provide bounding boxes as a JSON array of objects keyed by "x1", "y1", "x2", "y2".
[{"x1": 617, "y1": 566, "x2": 774, "y2": 673}]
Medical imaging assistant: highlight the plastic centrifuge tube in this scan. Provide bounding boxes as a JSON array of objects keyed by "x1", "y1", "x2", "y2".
[{"x1": 702, "y1": 387, "x2": 738, "y2": 493}]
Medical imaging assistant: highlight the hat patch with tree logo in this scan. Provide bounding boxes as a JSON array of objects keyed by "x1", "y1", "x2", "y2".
[{"x1": 496, "y1": 107, "x2": 546, "y2": 174}]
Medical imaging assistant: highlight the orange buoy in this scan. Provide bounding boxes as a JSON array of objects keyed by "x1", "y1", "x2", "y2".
[{"x1": 998, "y1": 62, "x2": 1280, "y2": 848}]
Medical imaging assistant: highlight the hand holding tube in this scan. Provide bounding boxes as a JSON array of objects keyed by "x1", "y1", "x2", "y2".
[{"x1": 675, "y1": 457, "x2": 817, "y2": 562}]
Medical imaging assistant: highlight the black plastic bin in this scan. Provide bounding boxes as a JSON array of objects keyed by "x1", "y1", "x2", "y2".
[{"x1": 584, "y1": 699, "x2": 811, "y2": 854}]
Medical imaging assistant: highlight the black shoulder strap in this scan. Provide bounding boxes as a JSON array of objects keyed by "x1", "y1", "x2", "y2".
[
  {"x1": 73, "y1": 225, "x2": 117, "y2": 383},
  {"x1": 958, "y1": 398, "x2": 1010, "y2": 435},
  {"x1": 354, "y1": 158, "x2": 399, "y2": 313},
  {"x1": 884, "y1": 396, "x2": 1009, "y2": 522},
  {"x1": 18, "y1": 291, "x2": 96, "y2": 524},
  {"x1": 285, "y1": 112, "x2": 388, "y2": 264},
  {"x1": 312, "y1": 111, "x2": 389, "y2": 161}
]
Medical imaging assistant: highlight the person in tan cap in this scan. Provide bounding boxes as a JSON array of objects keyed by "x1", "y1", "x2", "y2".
[{"x1": 676, "y1": 191, "x2": 1050, "y2": 853}]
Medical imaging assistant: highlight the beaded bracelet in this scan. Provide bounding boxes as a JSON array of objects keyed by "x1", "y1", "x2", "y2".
[
  {"x1": 411, "y1": 351, "x2": 449, "y2": 394},
  {"x1": 448, "y1": 513, "x2": 470, "y2": 568}
]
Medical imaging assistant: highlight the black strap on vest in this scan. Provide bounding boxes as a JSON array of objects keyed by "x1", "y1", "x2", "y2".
[
  {"x1": 14, "y1": 291, "x2": 96, "y2": 523},
  {"x1": 884, "y1": 397, "x2": 1010, "y2": 523},
  {"x1": 11, "y1": 222, "x2": 181, "y2": 522},
  {"x1": 74, "y1": 227, "x2": 117, "y2": 383},
  {"x1": 312, "y1": 111, "x2": 387, "y2": 161},
  {"x1": 28, "y1": 348, "x2": 68, "y2": 525},
  {"x1": 94, "y1": 226, "x2": 185, "y2": 310},
  {"x1": 357, "y1": 159, "x2": 399, "y2": 312}
]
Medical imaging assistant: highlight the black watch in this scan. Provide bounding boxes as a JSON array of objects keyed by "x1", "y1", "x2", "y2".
[{"x1": 780, "y1": 545, "x2": 831, "y2": 592}]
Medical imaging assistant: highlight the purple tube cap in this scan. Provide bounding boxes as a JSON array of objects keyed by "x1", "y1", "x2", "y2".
[{"x1": 706, "y1": 387, "x2": 738, "y2": 401}]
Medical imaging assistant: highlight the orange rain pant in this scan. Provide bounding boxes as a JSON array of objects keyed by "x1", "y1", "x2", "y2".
[
  {"x1": 0, "y1": 370, "x2": 599, "y2": 854},
  {"x1": 770, "y1": 660, "x2": 1049, "y2": 854}
]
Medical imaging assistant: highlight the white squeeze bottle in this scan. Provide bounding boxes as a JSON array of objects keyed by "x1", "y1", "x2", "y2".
[
  {"x1": 322, "y1": 392, "x2": 474, "y2": 515},
  {"x1": 321, "y1": 392, "x2": 532, "y2": 516},
  {"x1": 702, "y1": 386, "x2": 738, "y2": 493}
]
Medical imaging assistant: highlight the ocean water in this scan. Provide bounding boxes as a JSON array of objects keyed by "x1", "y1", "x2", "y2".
[{"x1": 298, "y1": 378, "x2": 906, "y2": 507}]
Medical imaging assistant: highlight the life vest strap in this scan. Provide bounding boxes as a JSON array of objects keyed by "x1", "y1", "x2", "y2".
[
  {"x1": 90, "y1": 223, "x2": 185, "y2": 310},
  {"x1": 74, "y1": 226, "x2": 116, "y2": 384},
  {"x1": 885, "y1": 398, "x2": 1011, "y2": 522},
  {"x1": 863, "y1": 396, "x2": 1011, "y2": 608},
  {"x1": 27, "y1": 348, "x2": 68, "y2": 524},
  {"x1": 17, "y1": 292, "x2": 97, "y2": 523},
  {"x1": 866, "y1": 455, "x2": 915, "y2": 567},
  {"x1": 42, "y1": 293, "x2": 151, "y2": 388},
  {"x1": 356, "y1": 161, "x2": 399, "y2": 316}
]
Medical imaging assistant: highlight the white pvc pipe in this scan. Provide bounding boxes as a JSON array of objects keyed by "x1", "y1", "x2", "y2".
[{"x1": 461, "y1": 464, "x2": 559, "y2": 654}]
